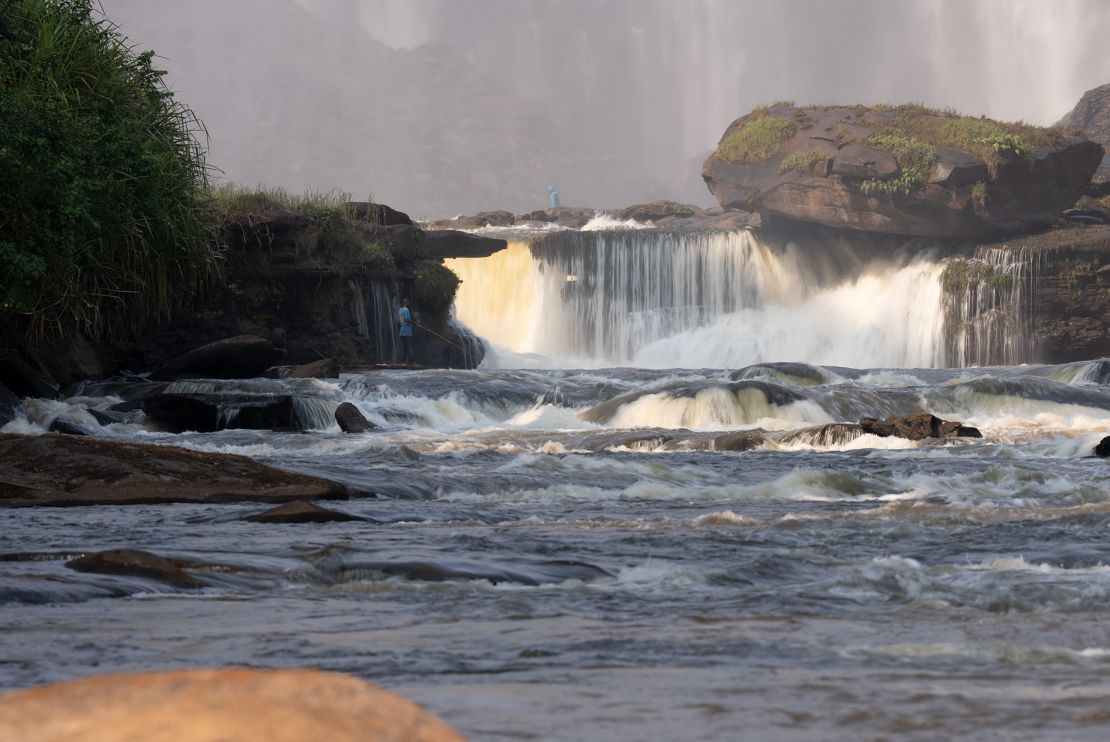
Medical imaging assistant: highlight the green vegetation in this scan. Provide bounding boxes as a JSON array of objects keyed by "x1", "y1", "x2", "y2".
[
  {"x1": 941, "y1": 259, "x2": 992, "y2": 293},
  {"x1": 717, "y1": 114, "x2": 797, "y2": 163},
  {"x1": 412, "y1": 260, "x2": 460, "y2": 322},
  {"x1": 862, "y1": 104, "x2": 1070, "y2": 163},
  {"x1": 0, "y1": 0, "x2": 216, "y2": 341},
  {"x1": 860, "y1": 131, "x2": 936, "y2": 197},
  {"x1": 971, "y1": 181, "x2": 989, "y2": 210},
  {"x1": 778, "y1": 148, "x2": 828, "y2": 175}
]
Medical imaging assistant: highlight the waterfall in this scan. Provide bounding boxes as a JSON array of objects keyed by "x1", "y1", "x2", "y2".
[
  {"x1": 447, "y1": 229, "x2": 949, "y2": 369},
  {"x1": 943, "y1": 248, "x2": 1036, "y2": 367}
]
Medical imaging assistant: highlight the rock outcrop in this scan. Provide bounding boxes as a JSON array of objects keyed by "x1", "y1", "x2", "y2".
[
  {"x1": 423, "y1": 201, "x2": 760, "y2": 232},
  {"x1": 1060, "y1": 83, "x2": 1110, "y2": 150},
  {"x1": 142, "y1": 392, "x2": 302, "y2": 433},
  {"x1": 859, "y1": 413, "x2": 981, "y2": 440},
  {"x1": 702, "y1": 103, "x2": 1104, "y2": 239},
  {"x1": 0, "y1": 668, "x2": 465, "y2": 742},
  {"x1": 0, "y1": 433, "x2": 356, "y2": 507}
]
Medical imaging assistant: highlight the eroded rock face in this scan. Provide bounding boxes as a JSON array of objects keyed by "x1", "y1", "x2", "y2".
[
  {"x1": 0, "y1": 668, "x2": 465, "y2": 742},
  {"x1": 702, "y1": 103, "x2": 1104, "y2": 239},
  {"x1": 143, "y1": 392, "x2": 299, "y2": 433},
  {"x1": 0, "y1": 433, "x2": 355, "y2": 507},
  {"x1": 1060, "y1": 82, "x2": 1110, "y2": 149}
]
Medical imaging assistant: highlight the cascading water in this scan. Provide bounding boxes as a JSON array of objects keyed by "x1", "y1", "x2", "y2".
[
  {"x1": 448, "y1": 228, "x2": 948, "y2": 369},
  {"x1": 943, "y1": 247, "x2": 1037, "y2": 367}
]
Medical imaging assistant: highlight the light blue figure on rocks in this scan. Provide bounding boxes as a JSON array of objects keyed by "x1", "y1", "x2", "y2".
[{"x1": 548, "y1": 184, "x2": 560, "y2": 209}]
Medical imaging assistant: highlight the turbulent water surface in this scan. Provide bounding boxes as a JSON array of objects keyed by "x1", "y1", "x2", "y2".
[{"x1": 6, "y1": 356, "x2": 1110, "y2": 740}]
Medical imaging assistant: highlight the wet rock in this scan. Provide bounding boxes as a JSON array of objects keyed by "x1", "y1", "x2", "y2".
[
  {"x1": 831, "y1": 142, "x2": 899, "y2": 180},
  {"x1": 581, "y1": 430, "x2": 675, "y2": 451},
  {"x1": 0, "y1": 352, "x2": 59, "y2": 399},
  {"x1": 246, "y1": 500, "x2": 362, "y2": 524},
  {"x1": 776, "y1": 423, "x2": 865, "y2": 447},
  {"x1": 618, "y1": 201, "x2": 702, "y2": 222},
  {"x1": 713, "y1": 431, "x2": 767, "y2": 451},
  {"x1": 0, "y1": 433, "x2": 355, "y2": 507},
  {"x1": 284, "y1": 357, "x2": 340, "y2": 379},
  {"x1": 421, "y1": 230, "x2": 508, "y2": 259},
  {"x1": 858, "y1": 413, "x2": 981, "y2": 440},
  {"x1": 47, "y1": 418, "x2": 94, "y2": 436},
  {"x1": 338, "y1": 558, "x2": 612, "y2": 586},
  {"x1": 335, "y1": 402, "x2": 376, "y2": 433},
  {"x1": 152, "y1": 335, "x2": 286, "y2": 381},
  {"x1": 1095, "y1": 435, "x2": 1110, "y2": 457},
  {"x1": 67, "y1": 549, "x2": 205, "y2": 588},
  {"x1": 0, "y1": 668, "x2": 465, "y2": 742},
  {"x1": 0, "y1": 382, "x2": 18, "y2": 427},
  {"x1": 143, "y1": 392, "x2": 298, "y2": 433}
]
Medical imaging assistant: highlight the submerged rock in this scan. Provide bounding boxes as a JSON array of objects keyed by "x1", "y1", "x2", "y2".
[
  {"x1": 0, "y1": 668, "x2": 465, "y2": 742},
  {"x1": 152, "y1": 335, "x2": 286, "y2": 381},
  {"x1": 713, "y1": 431, "x2": 767, "y2": 451},
  {"x1": 0, "y1": 433, "x2": 355, "y2": 507},
  {"x1": 336, "y1": 558, "x2": 612, "y2": 586},
  {"x1": 859, "y1": 413, "x2": 981, "y2": 440},
  {"x1": 335, "y1": 402, "x2": 377, "y2": 433},
  {"x1": 246, "y1": 500, "x2": 362, "y2": 524},
  {"x1": 702, "y1": 103, "x2": 1103, "y2": 239},
  {"x1": 67, "y1": 549, "x2": 205, "y2": 588}
]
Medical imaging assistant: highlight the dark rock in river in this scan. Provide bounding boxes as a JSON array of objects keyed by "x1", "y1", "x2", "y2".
[
  {"x1": 336, "y1": 558, "x2": 612, "y2": 586},
  {"x1": 0, "y1": 352, "x2": 60, "y2": 400},
  {"x1": 702, "y1": 103, "x2": 1103, "y2": 239},
  {"x1": 143, "y1": 392, "x2": 300, "y2": 433},
  {"x1": 0, "y1": 668, "x2": 465, "y2": 742},
  {"x1": 713, "y1": 431, "x2": 767, "y2": 451},
  {"x1": 335, "y1": 402, "x2": 377, "y2": 433},
  {"x1": 777, "y1": 423, "x2": 866, "y2": 447},
  {"x1": 859, "y1": 413, "x2": 981, "y2": 440},
  {"x1": 346, "y1": 201, "x2": 414, "y2": 226},
  {"x1": 0, "y1": 382, "x2": 18, "y2": 427},
  {"x1": 421, "y1": 230, "x2": 507, "y2": 259},
  {"x1": 618, "y1": 201, "x2": 702, "y2": 222},
  {"x1": 1095, "y1": 435, "x2": 1110, "y2": 457},
  {"x1": 152, "y1": 335, "x2": 286, "y2": 381},
  {"x1": 284, "y1": 357, "x2": 340, "y2": 379},
  {"x1": 246, "y1": 500, "x2": 362, "y2": 524},
  {"x1": 47, "y1": 417, "x2": 94, "y2": 436},
  {"x1": 67, "y1": 549, "x2": 206, "y2": 588},
  {"x1": 0, "y1": 433, "x2": 355, "y2": 507}
]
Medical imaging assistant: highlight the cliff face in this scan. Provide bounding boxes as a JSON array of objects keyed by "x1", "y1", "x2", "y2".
[
  {"x1": 702, "y1": 103, "x2": 1103, "y2": 240},
  {"x1": 1060, "y1": 83, "x2": 1110, "y2": 148},
  {"x1": 944, "y1": 226, "x2": 1110, "y2": 365},
  {"x1": 111, "y1": 204, "x2": 503, "y2": 372}
]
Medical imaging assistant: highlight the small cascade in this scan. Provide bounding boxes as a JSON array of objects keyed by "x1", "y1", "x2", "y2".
[
  {"x1": 449, "y1": 228, "x2": 949, "y2": 369},
  {"x1": 943, "y1": 248, "x2": 1036, "y2": 367},
  {"x1": 368, "y1": 280, "x2": 399, "y2": 363}
]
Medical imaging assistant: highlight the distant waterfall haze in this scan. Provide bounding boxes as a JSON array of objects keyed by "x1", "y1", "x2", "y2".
[{"x1": 447, "y1": 229, "x2": 951, "y2": 370}]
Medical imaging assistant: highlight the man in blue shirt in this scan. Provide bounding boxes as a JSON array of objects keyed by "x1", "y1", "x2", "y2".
[{"x1": 398, "y1": 297, "x2": 414, "y2": 364}]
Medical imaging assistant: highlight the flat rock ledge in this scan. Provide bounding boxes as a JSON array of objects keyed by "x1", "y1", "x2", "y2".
[
  {"x1": 0, "y1": 433, "x2": 356, "y2": 507},
  {"x1": 0, "y1": 668, "x2": 465, "y2": 742}
]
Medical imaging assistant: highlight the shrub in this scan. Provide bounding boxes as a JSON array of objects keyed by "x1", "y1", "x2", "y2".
[
  {"x1": 778, "y1": 148, "x2": 828, "y2": 175},
  {"x1": 717, "y1": 115, "x2": 797, "y2": 162},
  {"x1": 860, "y1": 131, "x2": 936, "y2": 197},
  {"x1": 0, "y1": 0, "x2": 216, "y2": 341}
]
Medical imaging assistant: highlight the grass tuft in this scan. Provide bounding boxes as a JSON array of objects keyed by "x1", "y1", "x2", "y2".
[{"x1": 718, "y1": 114, "x2": 797, "y2": 163}]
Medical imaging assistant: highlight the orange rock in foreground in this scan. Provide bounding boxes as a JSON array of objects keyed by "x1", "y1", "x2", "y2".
[{"x1": 0, "y1": 668, "x2": 465, "y2": 742}]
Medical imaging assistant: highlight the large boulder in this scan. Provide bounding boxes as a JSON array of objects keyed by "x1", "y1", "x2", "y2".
[
  {"x1": 335, "y1": 402, "x2": 377, "y2": 433},
  {"x1": 422, "y1": 230, "x2": 508, "y2": 259},
  {"x1": 0, "y1": 668, "x2": 464, "y2": 742},
  {"x1": 0, "y1": 382, "x2": 18, "y2": 427},
  {"x1": 0, "y1": 433, "x2": 355, "y2": 507},
  {"x1": 246, "y1": 500, "x2": 363, "y2": 523},
  {"x1": 702, "y1": 103, "x2": 1104, "y2": 239},
  {"x1": 152, "y1": 335, "x2": 286, "y2": 380}
]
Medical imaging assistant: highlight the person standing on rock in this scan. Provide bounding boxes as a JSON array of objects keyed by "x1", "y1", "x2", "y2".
[{"x1": 398, "y1": 298, "x2": 414, "y2": 365}]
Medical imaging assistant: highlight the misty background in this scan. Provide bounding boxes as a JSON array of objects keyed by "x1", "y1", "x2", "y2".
[{"x1": 101, "y1": 0, "x2": 1110, "y2": 218}]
